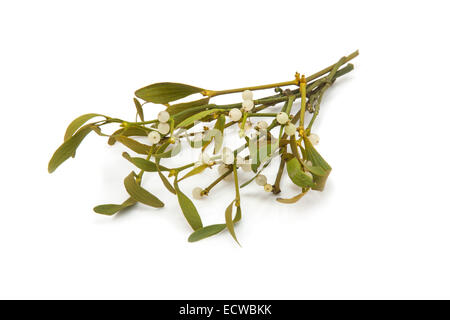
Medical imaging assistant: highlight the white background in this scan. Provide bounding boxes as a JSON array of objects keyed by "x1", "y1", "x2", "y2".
[{"x1": 1, "y1": 0, "x2": 449, "y2": 299}]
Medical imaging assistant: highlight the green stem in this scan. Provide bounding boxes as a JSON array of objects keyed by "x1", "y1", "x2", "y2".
[
  {"x1": 204, "y1": 79, "x2": 298, "y2": 98},
  {"x1": 202, "y1": 169, "x2": 232, "y2": 195},
  {"x1": 305, "y1": 50, "x2": 359, "y2": 83},
  {"x1": 201, "y1": 50, "x2": 358, "y2": 99},
  {"x1": 247, "y1": 112, "x2": 278, "y2": 117}
]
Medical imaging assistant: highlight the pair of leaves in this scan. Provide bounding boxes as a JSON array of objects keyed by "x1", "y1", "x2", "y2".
[
  {"x1": 48, "y1": 124, "x2": 94, "y2": 173},
  {"x1": 285, "y1": 154, "x2": 316, "y2": 188},
  {"x1": 188, "y1": 202, "x2": 242, "y2": 243},
  {"x1": 122, "y1": 152, "x2": 169, "y2": 172},
  {"x1": 108, "y1": 126, "x2": 149, "y2": 145},
  {"x1": 304, "y1": 137, "x2": 332, "y2": 191},
  {"x1": 124, "y1": 172, "x2": 164, "y2": 208},
  {"x1": 64, "y1": 113, "x2": 105, "y2": 141},
  {"x1": 94, "y1": 197, "x2": 136, "y2": 215},
  {"x1": 174, "y1": 179, "x2": 203, "y2": 231},
  {"x1": 135, "y1": 82, "x2": 204, "y2": 104}
]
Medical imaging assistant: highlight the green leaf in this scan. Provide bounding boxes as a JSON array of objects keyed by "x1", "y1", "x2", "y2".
[
  {"x1": 108, "y1": 126, "x2": 149, "y2": 145},
  {"x1": 135, "y1": 82, "x2": 204, "y2": 104},
  {"x1": 285, "y1": 154, "x2": 316, "y2": 188},
  {"x1": 122, "y1": 152, "x2": 169, "y2": 172},
  {"x1": 133, "y1": 98, "x2": 145, "y2": 122},
  {"x1": 174, "y1": 179, "x2": 203, "y2": 230},
  {"x1": 64, "y1": 113, "x2": 104, "y2": 141},
  {"x1": 225, "y1": 201, "x2": 241, "y2": 246},
  {"x1": 124, "y1": 172, "x2": 164, "y2": 208},
  {"x1": 93, "y1": 197, "x2": 136, "y2": 215},
  {"x1": 177, "y1": 164, "x2": 208, "y2": 182},
  {"x1": 155, "y1": 142, "x2": 176, "y2": 194},
  {"x1": 48, "y1": 125, "x2": 93, "y2": 173},
  {"x1": 304, "y1": 137, "x2": 332, "y2": 191},
  {"x1": 115, "y1": 136, "x2": 151, "y2": 155},
  {"x1": 175, "y1": 109, "x2": 220, "y2": 128},
  {"x1": 188, "y1": 224, "x2": 226, "y2": 242}
]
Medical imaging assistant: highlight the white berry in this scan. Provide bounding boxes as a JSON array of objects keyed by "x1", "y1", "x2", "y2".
[
  {"x1": 276, "y1": 112, "x2": 289, "y2": 124},
  {"x1": 147, "y1": 131, "x2": 161, "y2": 145},
  {"x1": 255, "y1": 174, "x2": 267, "y2": 186},
  {"x1": 157, "y1": 122, "x2": 170, "y2": 135},
  {"x1": 242, "y1": 90, "x2": 253, "y2": 101},
  {"x1": 192, "y1": 187, "x2": 203, "y2": 200},
  {"x1": 308, "y1": 133, "x2": 320, "y2": 145},
  {"x1": 157, "y1": 111, "x2": 170, "y2": 123},
  {"x1": 264, "y1": 184, "x2": 273, "y2": 192},
  {"x1": 242, "y1": 100, "x2": 254, "y2": 112},
  {"x1": 229, "y1": 108, "x2": 242, "y2": 122},
  {"x1": 284, "y1": 122, "x2": 296, "y2": 136},
  {"x1": 256, "y1": 121, "x2": 268, "y2": 130},
  {"x1": 304, "y1": 160, "x2": 313, "y2": 167},
  {"x1": 305, "y1": 171, "x2": 313, "y2": 179}
]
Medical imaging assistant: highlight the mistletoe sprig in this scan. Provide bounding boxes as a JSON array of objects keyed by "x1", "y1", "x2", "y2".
[{"x1": 48, "y1": 51, "x2": 358, "y2": 244}]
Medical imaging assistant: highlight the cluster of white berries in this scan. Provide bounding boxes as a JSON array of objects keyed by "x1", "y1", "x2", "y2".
[
  {"x1": 255, "y1": 174, "x2": 272, "y2": 192},
  {"x1": 275, "y1": 112, "x2": 296, "y2": 136},
  {"x1": 228, "y1": 90, "x2": 255, "y2": 122},
  {"x1": 147, "y1": 110, "x2": 171, "y2": 145},
  {"x1": 241, "y1": 90, "x2": 254, "y2": 111}
]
